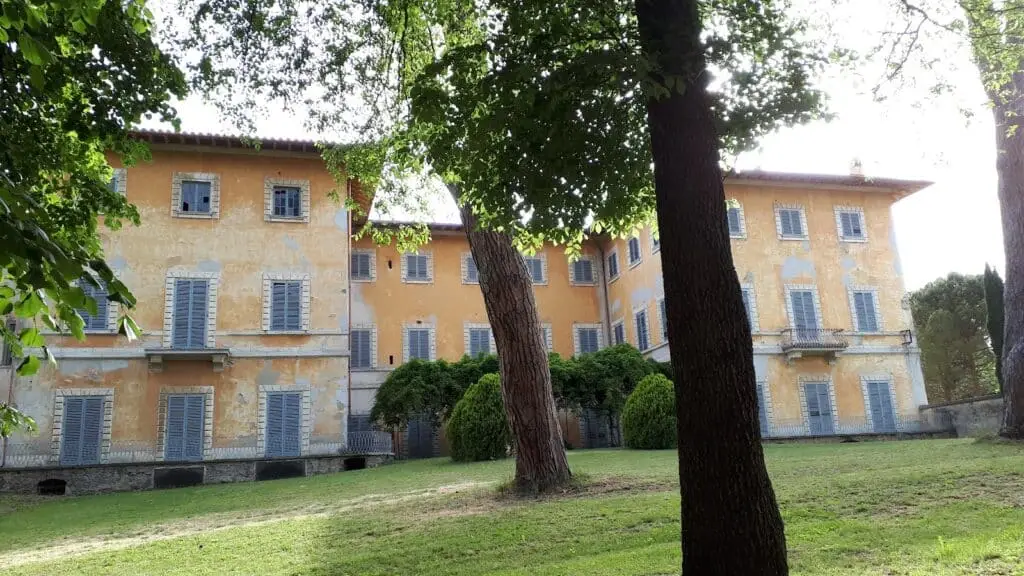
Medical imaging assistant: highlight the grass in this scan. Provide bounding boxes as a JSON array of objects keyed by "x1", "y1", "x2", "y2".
[{"x1": 0, "y1": 439, "x2": 1023, "y2": 574}]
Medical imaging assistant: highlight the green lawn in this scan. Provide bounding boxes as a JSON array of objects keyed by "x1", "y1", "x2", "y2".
[{"x1": 2, "y1": 439, "x2": 1024, "y2": 575}]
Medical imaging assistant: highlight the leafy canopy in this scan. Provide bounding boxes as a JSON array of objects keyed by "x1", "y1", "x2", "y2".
[{"x1": 1, "y1": 0, "x2": 186, "y2": 432}]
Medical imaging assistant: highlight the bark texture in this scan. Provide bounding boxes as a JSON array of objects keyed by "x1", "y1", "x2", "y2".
[
  {"x1": 634, "y1": 0, "x2": 789, "y2": 573},
  {"x1": 997, "y1": 73, "x2": 1024, "y2": 438},
  {"x1": 456, "y1": 202, "x2": 571, "y2": 491}
]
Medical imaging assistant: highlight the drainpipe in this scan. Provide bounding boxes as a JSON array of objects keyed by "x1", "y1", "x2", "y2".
[
  {"x1": 596, "y1": 242, "x2": 613, "y2": 346},
  {"x1": 346, "y1": 179, "x2": 353, "y2": 438},
  {"x1": 2, "y1": 322, "x2": 16, "y2": 468}
]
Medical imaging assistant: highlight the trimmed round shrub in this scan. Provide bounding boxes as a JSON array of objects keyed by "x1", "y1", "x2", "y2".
[
  {"x1": 446, "y1": 374, "x2": 512, "y2": 462},
  {"x1": 622, "y1": 374, "x2": 677, "y2": 449}
]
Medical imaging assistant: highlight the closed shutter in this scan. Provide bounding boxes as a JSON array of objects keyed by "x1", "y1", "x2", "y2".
[
  {"x1": 781, "y1": 209, "x2": 803, "y2": 236},
  {"x1": 351, "y1": 330, "x2": 372, "y2": 368},
  {"x1": 607, "y1": 253, "x2": 618, "y2": 278},
  {"x1": 465, "y1": 256, "x2": 478, "y2": 282},
  {"x1": 659, "y1": 300, "x2": 667, "y2": 339},
  {"x1": 840, "y1": 212, "x2": 863, "y2": 238},
  {"x1": 572, "y1": 259, "x2": 593, "y2": 283},
  {"x1": 868, "y1": 381, "x2": 896, "y2": 432},
  {"x1": 173, "y1": 279, "x2": 208, "y2": 349},
  {"x1": 579, "y1": 328, "x2": 599, "y2": 354},
  {"x1": 756, "y1": 383, "x2": 769, "y2": 436},
  {"x1": 613, "y1": 323, "x2": 625, "y2": 345},
  {"x1": 61, "y1": 396, "x2": 103, "y2": 465},
  {"x1": 469, "y1": 329, "x2": 490, "y2": 356},
  {"x1": 165, "y1": 394, "x2": 206, "y2": 461},
  {"x1": 790, "y1": 290, "x2": 818, "y2": 339},
  {"x1": 854, "y1": 292, "x2": 878, "y2": 332},
  {"x1": 804, "y1": 383, "x2": 833, "y2": 435},
  {"x1": 741, "y1": 288, "x2": 753, "y2": 330},
  {"x1": 409, "y1": 329, "x2": 430, "y2": 360},
  {"x1": 270, "y1": 281, "x2": 302, "y2": 331},
  {"x1": 78, "y1": 282, "x2": 109, "y2": 331},
  {"x1": 526, "y1": 258, "x2": 543, "y2": 283},
  {"x1": 351, "y1": 253, "x2": 371, "y2": 280},
  {"x1": 635, "y1": 311, "x2": 649, "y2": 350},
  {"x1": 266, "y1": 392, "x2": 302, "y2": 458},
  {"x1": 727, "y1": 207, "x2": 742, "y2": 235}
]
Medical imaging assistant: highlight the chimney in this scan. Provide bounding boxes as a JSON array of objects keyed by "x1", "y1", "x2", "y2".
[{"x1": 849, "y1": 157, "x2": 864, "y2": 177}]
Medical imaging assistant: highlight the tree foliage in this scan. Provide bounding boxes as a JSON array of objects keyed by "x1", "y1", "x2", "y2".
[
  {"x1": 984, "y1": 264, "x2": 1005, "y2": 390},
  {"x1": 0, "y1": 0, "x2": 186, "y2": 435},
  {"x1": 446, "y1": 373, "x2": 512, "y2": 462},
  {"x1": 911, "y1": 273, "x2": 999, "y2": 402},
  {"x1": 621, "y1": 373, "x2": 676, "y2": 450}
]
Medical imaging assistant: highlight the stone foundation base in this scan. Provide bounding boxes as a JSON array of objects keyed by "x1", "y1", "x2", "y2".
[{"x1": 0, "y1": 453, "x2": 391, "y2": 496}]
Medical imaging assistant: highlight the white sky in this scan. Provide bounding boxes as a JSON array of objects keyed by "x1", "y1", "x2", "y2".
[{"x1": 147, "y1": 2, "x2": 1006, "y2": 292}]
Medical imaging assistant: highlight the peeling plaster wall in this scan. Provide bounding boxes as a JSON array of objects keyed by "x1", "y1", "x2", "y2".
[{"x1": 351, "y1": 234, "x2": 603, "y2": 366}]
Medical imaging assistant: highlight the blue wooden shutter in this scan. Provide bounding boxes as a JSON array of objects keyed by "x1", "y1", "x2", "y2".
[
  {"x1": 854, "y1": 292, "x2": 877, "y2": 332},
  {"x1": 282, "y1": 393, "x2": 302, "y2": 456},
  {"x1": 790, "y1": 291, "x2": 818, "y2": 337},
  {"x1": 62, "y1": 396, "x2": 103, "y2": 465},
  {"x1": 80, "y1": 397, "x2": 103, "y2": 464},
  {"x1": 756, "y1": 383, "x2": 769, "y2": 436},
  {"x1": 660, "y1": 300, "x2": 667, "y2": 339},
  {"x1": 286, "y1": 282, "x2": 301, "y2": 330},
  {"x1": 805, "y1": 383, "x2": 833, "y2": 435},
  {"x1": 614, "y1": 323, "x2": 625, "y2": 345},
  {"x1": 352, "y1": 330, "x2": 371, "y2": 368},
  {"x1": 781, "y1": 209, "x2": 803, "y2": 236},
  {"x1": 78, "y1": 282, "x2": 109, "y2": 331},
  {"x1": 841, "y1": 212, "x2": 862, "y2": 238},
  {"x1": 470, "y1": 329, "x2": 489, "y2": 356},
  {"x1": 60, "y1": 397, "x2": 84, "y2": 465},
  {"x1": 265, "y1": 393, "x2": 284, "y2": 457},
  {"x1": 741, "y1": 289, "x2": 753, "y2": 330},
  {"x1": 184, "y1": 395, "x2": 205, "y2": 460},
  {"x1": 189, "y1": 280, "x2": 208, "y2": 347},
  {"x1": 635, "y1": 311, "x2": 649, "y2": 350},
  {"x1": 173, "y1": 280, "x2": 208, "y2": 348},
  {"x1": 271, "y1": 282, "x2": 287, "y2": 330},
  {"x1": 727, "y1": 208, "x2": 742, "y2": 235},
  {"x1": 868, "y1": 382, "x2": 896, "y2": 432},
  {"x1": 165, "y1": 395, "x2": 186, "y2": 461},
  {"x1": 607, "y1": 253, "x2": 618, "y2": 277},
  {"x1": 466, "y1": 255, "x2": 478, "y2": 282}
]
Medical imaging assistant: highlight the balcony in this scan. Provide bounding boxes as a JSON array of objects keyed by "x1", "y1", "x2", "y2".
[
  {"x1": 780, "y1": 328, "x2": 848, "y2": 363},
  {"x1": 145, "y1": 346, "x2": 231, "y2": 372}
]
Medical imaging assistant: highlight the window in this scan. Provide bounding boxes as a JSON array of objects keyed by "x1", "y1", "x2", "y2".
[
  {"x1": 351, "y1": 328, "x2": 374, "y2": 369},
  {"x1": 852, "y1": 290, "x2": 879, "y2": 332},
  {"x1": 575, "y1": 326, "x2": 601, "y2": 355},
  {"x1": 464, "y1": 254, "x2": 479, "y2": 283},
  {"x1": 634, "y1": 309, "x2": 650, "y2": 351},
  {"x1": 727, "y1": 205, "x2": 745, "y2": 237},
  {"x1": 741, "y1": 287, "x2": 757, "y2": 332},
  {"x1": 60, "y1": 396, "x2": 104, "y2": 465},
  {"x1": 627, "y1": 237, "x2": 642, "y2": 266},
  {"x1": 180, "y1": 180, "x2": 211, "y2": 214},
  {"x1": 651, "y1": 233, "x2": 661, "y2": 254},
  {"x1": 265, "y1": 392, "x2": 302, "y2": 458},
  {"x1": 351, "y1": 251, "x2": 374, "y2": 281},
  {"x1": 272, "y1": 186, "x2": 302, "y2": 218},
  {"x1": 658, "y1": 299, "x2": 667, "y2": 340},
  {"x1": 836, "y1": 207, "x2": 866, "y2": 241},
  {"x1": 468, "y1": 327, "x2": 492, "y2": 357},
  {"x1": 172, "y1": 279, "x2": 209, "y2": 349},
  {"x1": 607, "y1": 250, "x2": 620, "y2": 280},
  {"x1": 756, "y1": 382, "x2": 770, "y2": 436},
  {"x1": 612, "y1": 321, "x2": 625, "y2": 345},
  {"x1": 788, "y1": 288, "x2": 819, "y2": 340},
  {"x1": 404, "y1": 253, "x2": 432, "y2": 282},
  {"x1": 803, "y1": 382, "x2": 834, "y2": 435},
  {"x1": 540, "y1": 324, "x2": 553, "y2": 351},
  {"x1": 77, "y1": 281, "x2": 110, "y2": 332},
  {"x1": 524, "y1": 255, "x2": 545, "y2": 284},
  {"x1": 164, "y1": 394, "x2": 205, "y2": 462},
  {"x1": 270, "y1": 281, "x2": 302, "y2": 331},
  {"x1": 407, "y1": 328, "x2": 432, "y2": 360},
  {"x1": 570, "y1": 258, "x2": 594, "y2": 285},
  {"x1": 1, "y1": 319, "x2": 14, "y2": 367},
  {"x1": 777, "y1": 207, "x2": 805, "y2": 238},
  {"x1": 108, "y1": 168, "x2": 126, "y2": 196},
  {"x1": 865, "y1": 380, "x2": 896, "y2": 433}
]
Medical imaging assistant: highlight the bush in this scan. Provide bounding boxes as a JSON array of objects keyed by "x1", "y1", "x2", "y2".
[
  {"x1": 446, "y1": 374, "x2": 512, "y2": 462},
  {"x1": 371, "y1": 354, "x2": 499, "y2": 429},
  {"x1": 622, "y1": 374, "x2": 677, "y2": 449}
]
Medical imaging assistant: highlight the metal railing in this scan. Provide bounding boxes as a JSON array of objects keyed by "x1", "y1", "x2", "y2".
[
  {"x1": 760, "y1": 413, "x2": 955, "y2": 439},
  {"x1": 343, "y1": 431, "x2": 393, "y2": 455},
  {"x1": 779, "y1": 328, "x2": 848, "y2": 351}
]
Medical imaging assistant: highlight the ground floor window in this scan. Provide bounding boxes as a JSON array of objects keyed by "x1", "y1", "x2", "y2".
[
  {"x1": 60, "y1": 396, "x2": 104, "y2": 465},
  {"x1": 165, "y1": 394, "x2": 206, "y2": 462},
  {"x1": 265, "y1": 392, "x2": 302, "y2": 458}
]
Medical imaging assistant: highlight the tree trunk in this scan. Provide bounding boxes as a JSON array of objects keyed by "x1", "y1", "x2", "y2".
[
  {"x1": 634, "y1": 0, "x2": 789, "y2": 573},
  {"x1": 997, "y1": 74, "x2": 1024, "y2": 438},
  {"x1": 454, "y1": 197, "x2": 571, "y2": 491}
]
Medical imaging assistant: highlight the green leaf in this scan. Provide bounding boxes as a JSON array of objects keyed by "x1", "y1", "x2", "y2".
[
  {"x1": 17, "y1": 355, "x2": 40, "y2": 376},
  {"x1": 17, "y1": 33, "x2": 52, "y2": 66},
  {"x1": 14, "y1": 292, "x2": 44, "y2": 317},
  {"x1": 18, "y1": 327, "x2": 45, "y2": 348},
  {"x1": 118, "y1": 315, "x2": 141, "y2": 341},
  {"x1": 28, "y1": 65, "x2": 44, "y2": 91}
]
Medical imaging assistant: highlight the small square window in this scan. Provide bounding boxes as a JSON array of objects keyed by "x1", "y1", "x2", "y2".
[
  {"x1": 727, "y1": 206, "x2": 744, "y2": 237},
  {"x1": 613, "y1": 322, "x2": 625, "y2": 345},
  {"x1": 351, "y1": 252, "x2": 373, "y2": 281},
  {"x1": 607, "y1": 251, "x2": 620, "y2": 280},
  {"x1": 468, "y1": 328, "x2": 492, "y2": 357},
  {"x1": 181, "y1": 180, "x2": 212, "y2": 214},
  {"x1": 524, "y1": 256, "x2": 545, "y2": 284},
  {"x1": 577, "y1": 327, "x2": 601, "y2": 355},
  {"x1": 778, "y1": 207, "x2": 805, "y2": 238},
  {"x1": 407, "y1": 328, "x2": 432, "y2": 360},
  {"x1": 273, "y1": 187, "x2": 302, "y2": 218},
  {"x1": 404, "y1": 254, "x2": 432, "y2": 282},
  {"x1": 837, "y1": 209, "x2": 866, "y2": 241},
  {"x1": 571, "y1": 258, "x2": 594, "y2": 284},
  {"x1": 465, "y1": 254, "x2": 479, "y2": 283},
  {"x1": 77, "y1": 280, "x2": 111, "y2": 332},
  {"x1": 270, "y1": 281, "x2": 302, "y2": 331},
  {"x1": 852, "y1": 290, "x2": 879, "y2": 332},
  {"x1": 351, "y1": 329, "x2": 374, "y2": 369},
  {"x1": 627, "y1": 237, "x2": 642, "y2": 266}
]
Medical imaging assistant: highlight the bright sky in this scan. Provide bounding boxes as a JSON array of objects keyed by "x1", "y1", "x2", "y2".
[{"x1": 147, "y1": 2, "x2": 1006, "y2": 292}]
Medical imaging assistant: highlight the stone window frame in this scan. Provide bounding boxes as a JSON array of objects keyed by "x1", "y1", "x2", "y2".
[
  {"x1": 171, "y1": 172, "x2": 221, "y2": 219},
  {"x1": 860, "y1": 374, "x2": 899, "y2": 430},
  {"x1": 50, "y1": 388, "x2": 114, "y2": 465},
  {"x1": 256, "y1": 384, "x2": 312, "y2": 457},
  {"x1": 351, "y1": 249, "x2": 377, "y2": 282},
  {"x1": 784, "y1": 284, "x2": 823, "y2": 331},
  {"x1": 847, "y1": 285, "x2": 883, "y2": 334},
  {"x1": 461, "y1": 252, "x2": 479, "y2": 285},
  {"x1": 74, "y1": 276, "x2": 120, "y2": 334},
  {"x1": 611, "y1": 318, "x2": 626, "y2": 346},
  {"x1": 834, "y1": 205, "x2": 868, "y2": 242},
  {"x1": 540, "y1": 322, "x2": 553, "y2": 352},
  {"x1": 401, "y1": 251, "x2": 434, "y2": 284},
  {"x1": 350, "y1": 324, "x2": 378, "y2": 370},
  {"x1": 155, "y1": 386, "x2": 214, "y2": 462},
  {"x1": 606, "y1": 247, "x2": 621, "y2": 283},
  {"x1": 727, "y1": 199, "x2": 747, "y2": 239},
  {"x1": 797, "y1": 374, "x2": 840, "y2": 435},
  {"x1": 568, "y1": 255, "x2": 597, "y2": 286},
  {"x1": 633, "y1": 304, "x2": 651, "y2": 351},
  {"x1": 522, "y1": 252, "x2": 549, "y2": 285},
  {"x1": 627, "y1": 236, "x2": 643, "y2": 268},
  {"x1": 572, "y1": 322, "x2": 604, "y2": 356},
  {"x1": 741, "y1": 283, "x2": 760, "y2": 334},
  {"x1": 264, "y1": 177, "x2": 312, "y2": 223},
  {"x1": 774, "y1": 203, "x2": 808, "y2": 240},
  {"x1": 110, "y1": 168, "x2": 127, "y2": 197},
  {"x1": 463, "y1": 322, "x2": 496, "y2": 357},
  {"x1": 403, "y1": 322, "x2": 437, "y2": 362},
  {"x1": 261, "y1": 272, "x2": 312, "y2": 333},
  {"x1": 163, "y1": 269, "x2": 220, "y2": 348}
]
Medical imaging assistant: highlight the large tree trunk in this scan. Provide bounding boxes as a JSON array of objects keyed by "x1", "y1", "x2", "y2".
[
  {"x1": 455, "y1": 199, "x2": 571, "y2": 491},
  {"x1": 634, "y1": 0, "x2": 788, "y2": 573},
  {"x1": 997, "y1": 73, "x2": 1024, "y2": 438}
]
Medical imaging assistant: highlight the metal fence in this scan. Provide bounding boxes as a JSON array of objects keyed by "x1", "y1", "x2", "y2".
[
  {"x1": 343, "y1": 431, "x2": 393, "y2": 455},
  {"x1": 780, "y1": 328, "x2": 849, "y2": 351},
  {"x1": 761, "y1": 412, "x2": 954, "y2": 439}
]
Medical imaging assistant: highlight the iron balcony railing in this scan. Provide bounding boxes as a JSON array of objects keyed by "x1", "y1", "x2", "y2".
[
  {"x1": 343, "y1": 431, "x2": 393, "y2": 455},
  {"x1": 759, "y1": 413, "x2": 955, "y2": 439},
  {"x1": 779, "y1": 328, "x2": 849, "y2": 352}
]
